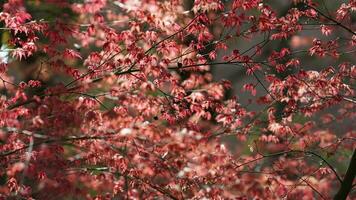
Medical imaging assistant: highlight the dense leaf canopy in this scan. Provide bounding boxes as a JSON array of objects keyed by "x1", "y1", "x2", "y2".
[{"x1": 0, "y1": 0, "x2": 355, "y2": 199}]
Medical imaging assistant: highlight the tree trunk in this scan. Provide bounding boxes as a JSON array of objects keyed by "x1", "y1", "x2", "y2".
[{"x1": 334, "y1": 150, "x2": 356, "y2": 200}]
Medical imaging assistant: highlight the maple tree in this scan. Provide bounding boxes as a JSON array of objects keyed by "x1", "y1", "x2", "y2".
[{"x1": 0, "y1": 0, "x2": 355, "y2": 199}]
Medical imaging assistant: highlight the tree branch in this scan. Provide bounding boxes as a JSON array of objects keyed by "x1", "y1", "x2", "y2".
[
  {"x1": 233, "y1": 149, "x2": 342, "y2": 183},
  {"x1": 306, "y1": 4, "x2": 356, "y2": 36}
]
